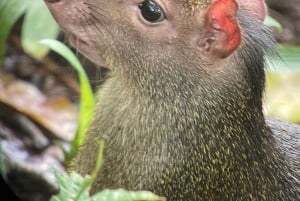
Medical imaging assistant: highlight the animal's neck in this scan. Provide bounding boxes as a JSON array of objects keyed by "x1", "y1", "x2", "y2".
[
  {"x1": 108, "y1": 52, "x2": 265, "y2": 135},
  {"x1": 111, "y1": 48, "x2": 262, "y2": 111}
]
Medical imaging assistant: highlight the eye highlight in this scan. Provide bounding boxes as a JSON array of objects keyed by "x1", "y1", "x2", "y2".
[{"x1": 139, "y1": 0, "x2": 165, "y2": 23}]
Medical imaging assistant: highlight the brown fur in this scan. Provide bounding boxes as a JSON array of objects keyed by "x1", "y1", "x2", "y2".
[
  {"x1": 45, "y1": 0, "x2": 300, "y2": 200},
  {"x1": 182, "y1": 0, "x2": 212, "y2": 9}
]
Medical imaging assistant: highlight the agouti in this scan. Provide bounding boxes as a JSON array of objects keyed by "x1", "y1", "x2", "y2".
[{"x1": 45, "y1": 0, "x2": 300, "y2": 200}]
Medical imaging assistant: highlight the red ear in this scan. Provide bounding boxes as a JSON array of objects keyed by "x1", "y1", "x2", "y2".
[
  {"x1": 204, "y1": 0, "x2": 241, "y2": 58},
  {"x1": 237, "y1": 0, "x2": 266, "y2": 21}
]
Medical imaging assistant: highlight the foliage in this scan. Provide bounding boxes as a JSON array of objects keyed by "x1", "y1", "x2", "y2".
[
  {"x1": 0, "y1": 0, "x2": 92, "y2": 162},
  {"x1": 267, "y1": 45, "x2": 300, "y2": 72},
  {"x1": 264, "y1": 15, "x2": 300, "y2": 71},
  {"x1": 0, "y1": 0, "x2": 59, "y2": 62},
  {"x1": 50, "y1": 140, "x2": 164, "y2": 201},
  {"x1": 264, "y1": 15, "x2": 282, "y2": 32},
  {"x1": 40, "y1": 39, "x2": 95, "y2": 163},
  {"x1": 263, "y1": 15, "x2": 300, "y2": 124},
  {"x1": 51, "y1": 172, "x2": 164, "y2": 201},
  {"x1": 50, "y1": 172, "x2": 163, "y2": 201}
]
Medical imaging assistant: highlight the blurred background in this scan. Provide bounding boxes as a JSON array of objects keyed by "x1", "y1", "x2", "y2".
[{"x1": 264, "y1": 0, "x2": 300, "y2": 123}]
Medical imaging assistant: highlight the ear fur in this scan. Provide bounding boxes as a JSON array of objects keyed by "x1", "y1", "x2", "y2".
[{"x1": 237, "y1": 0, "x2": 267, "y2": 22}]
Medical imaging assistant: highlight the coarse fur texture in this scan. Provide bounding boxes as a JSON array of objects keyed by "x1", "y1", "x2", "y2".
[
  {"x1": 45, "y1": 0, "x2": 300, "y2": 200},
  {"x1": 182, "y1": 0, "x2": 212, "y2": 9}
]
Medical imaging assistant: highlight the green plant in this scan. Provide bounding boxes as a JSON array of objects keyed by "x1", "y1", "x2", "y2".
[
  {"x1": 0, "y1": 0, "x2": 94, "y2": 163},
  {"x1": 40, "y1": 39, "x2": 95, "y2": 163},
  {"x1": 50, "y1": 140, "x2": 164, "y2": 201},
  {"x1": 0, "y1": 0, "x2": 59, "y2": 62},
  {"x1": 267, "y1": 45, "x2": 300, "y2": 72},
  {"x1": 264, "y1": 15, "x2": 300, "y2": 71},
  {"x1": 264, "y1": 15, "x2": 282, "y2": 32}
]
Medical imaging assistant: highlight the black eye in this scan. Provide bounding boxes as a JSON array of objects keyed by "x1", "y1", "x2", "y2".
[{"x1": 139, "y1": 0, "x2": 165, "y2": 23}]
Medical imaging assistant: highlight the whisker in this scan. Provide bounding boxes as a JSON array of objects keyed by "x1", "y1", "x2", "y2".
[
  {"x1": 74, "y1": 7, "x2": 104, "y2": 50},
  {"x1": 83, "y1": 2, "x2": 109, "y2": 20}
]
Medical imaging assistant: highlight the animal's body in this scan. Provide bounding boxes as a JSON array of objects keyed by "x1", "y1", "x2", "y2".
[{"x1": 45, "y1": 0, "x2": 300, "y2": 200}]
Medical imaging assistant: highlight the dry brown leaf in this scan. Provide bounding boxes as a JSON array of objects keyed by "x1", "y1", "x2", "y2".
[{"x1": 0, "y1": 71, "x2": 78, "y2": 141}]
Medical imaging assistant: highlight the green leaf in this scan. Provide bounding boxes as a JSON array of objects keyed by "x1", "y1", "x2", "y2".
[
  {"x1": 51, "y1": 172, "x2": 164, "y2": 201},
  {"x1": 266, "y1": 45, "x2": 300, "y2": 72},
  {"x1": 92, "y1": 189, "x2": 164, "y2": 201},
  {"x1": 39, "y1": 39, "x2": 95, "y2": 162},
  {"x1": 50, "y1": 171, "x2": 92, "y2": 201},
  {"x1": 264, "y1": 15, "x2": 282, "y2": 32},
  {"x1": 74, "y1": 140, "x2": 105, "y2": 201},
  {"x1": 0, "y1": 0, "x2": 59, "y2": 62},
  {"x1": 90, "y1": 140, "x2": 105, "y2": 182},
  {"x1": 50, "y1": 140, "x2": 104, "y2": 201},
  {"x1": 22, "y1": 0, "x2": 59, "y2": 59},
  {"x1": 0, "y1": 0, "x2": 28, "y2": 61},
  {"x1": 50, "y1": 141, "x2": 164, "y2": 201}
]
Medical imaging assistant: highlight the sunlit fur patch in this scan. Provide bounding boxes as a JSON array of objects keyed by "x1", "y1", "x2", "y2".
[{"x1": 181, "y1": 0, "x2": 212, "y2": 10}]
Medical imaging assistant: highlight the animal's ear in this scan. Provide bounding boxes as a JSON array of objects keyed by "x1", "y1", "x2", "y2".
[
  {"x1": 237, "y1": 0, "x2": 267, "y2": 22},
  {"x1": 199, "y1": 0, "x2": 241, "y2": 59}
]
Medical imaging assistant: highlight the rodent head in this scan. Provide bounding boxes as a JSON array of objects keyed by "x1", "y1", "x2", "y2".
[{"x1": 45, "y1": 0, "x2": 267, "y2": 78}]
